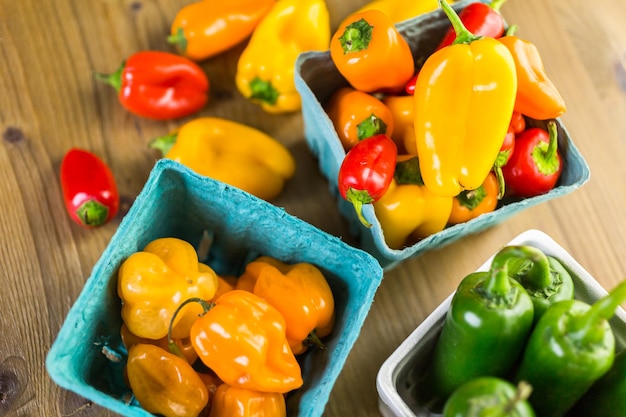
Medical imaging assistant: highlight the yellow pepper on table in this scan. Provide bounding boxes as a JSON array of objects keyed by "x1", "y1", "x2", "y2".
[
  {"x1": 117, "y1": 237, "x2": 218, "y2": 340},
  {"x1": 356, "y1": 0, "x2": 454, "y2": 23},
  {"x1": 374, "y1": 156, "x2": 452, "y2": 249},
  {"x1": 238, "y1": 256, "x2": 335, "y2": 354},
  {"x1": 209, "y1": 383, "x2": 286, "y2": 417},
  {"x1": 168, "y1": 0, "x2": 276, "y2": 61},
  {"x1": 150, "y1": 117, "x2": 296, "y2": 200},
  {"x1": 184, "y1": 290, "x2": 303, "y2": 393},
  {"x1": 413, "y1": 0, "x2": 517, "y2": 197},
  {"x1": 126, "y1": 343, "x2": 209, "y2": 417},
  {"x1": 235, "y1": 0, "x2": 330, "y2": 113}
]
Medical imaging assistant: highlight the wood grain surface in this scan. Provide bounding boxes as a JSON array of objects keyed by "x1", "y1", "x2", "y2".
[{"x1": 1, "y1": 0, "x2": 625, "y2": 416}]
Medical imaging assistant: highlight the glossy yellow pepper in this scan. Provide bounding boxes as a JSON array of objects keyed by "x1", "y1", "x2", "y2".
[
  {"x1": 209, "y1": 383, "x2": 286, "y2": 417},
  {"x1": 356, "y1": 0, "x2": 454, "y2": 23},
  {"x1": 413, "y1": 0, "x2": 516, "y2": 197},
  {"x1": 238, "y1": 256, "x2": 335, "y2": 354},
  {"x1": 150, "y1": 117, "x2": 296, "y2": 200},
  {"x1": 235, "y1": 0, "x2": 330, "y2": 113},
  {"x1": 126, "y1": 344, "x2": 209, "y2": 417},
  {"x1": 117, "y1": 237, "x2": 218, "y2": 340},
  {"x1": 374, "y1": 156, "x2": 452, "y2": 249}
]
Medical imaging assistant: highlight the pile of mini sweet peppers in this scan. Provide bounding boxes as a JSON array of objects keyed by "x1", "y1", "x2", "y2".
[
  {"x1": 413, "y1": 244, "x2": 626, "y2": 417},
  {"x1": 116, "y1": 237, "x2": 335, "y2": 417},
  {"x1": 332, "y1": 0, "x2": 567, "y2": 250}
]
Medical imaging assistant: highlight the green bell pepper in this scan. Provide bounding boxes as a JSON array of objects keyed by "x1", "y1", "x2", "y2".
[
  {"x1": 443, "y1": 377, "x2": 536, "y2": 417},
  {"x1": 514, "y1": 279, "x2": 626, "y2": 417},
  {"x1": 416, "y1": 246, "x2": 535, "y2": 413}
]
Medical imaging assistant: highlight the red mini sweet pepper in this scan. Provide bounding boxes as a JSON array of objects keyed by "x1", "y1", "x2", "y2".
[
  {"x1": 60, "y1": 148, "x2": 119, "y2": 228},
  {"x1": 338, "y1": 134, "x2": 397, "y2": 228},
  {"x1": 436, "y1": 0, "x2": 507, "y2": 50},
  {"x1": 94, "y1": 51, "x2": 209, "y2": 120},
  {"x1": 502, "y1": 121, "x2": 563, "y2": 197}
]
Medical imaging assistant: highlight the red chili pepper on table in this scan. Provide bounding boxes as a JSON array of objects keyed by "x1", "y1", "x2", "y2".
[
  {"x1": 338, "y1": 134, "x2": 397, "y2": 228},
  {"x1": 436, "y1": 0, "x2": 507, "y2": 50},
  {"x1": 60, "y1": 148, "x2": 119, "y2": 228},
  {"x1": 94, "y1": 51, "x2": 209, "y2": 120},
  {"x1": 502, "y1": 120, "x2": 563, "y2": 197}
]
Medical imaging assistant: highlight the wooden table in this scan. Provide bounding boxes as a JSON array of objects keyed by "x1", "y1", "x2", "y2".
[{"x1": 1, "y1": 0, "x2": 625, "y2": 415}]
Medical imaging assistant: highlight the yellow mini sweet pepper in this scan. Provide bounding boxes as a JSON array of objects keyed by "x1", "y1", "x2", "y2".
[
  {"x1": 117, "y1": 237, "x2": 218, "y2": 340},
  {"x1": 235, "y1": 0, "x2": 330, "y2": 113},
  {"x1": 238, "y1": 256, "x2": 335, "y2": 355},
  {"x1": 374, "y1": 156, "x2": 452, "y2": 249},
  {"x1": 356, "y1": 0, "x2": 454, "y2": 23},
  {"x1": 209, "y1": 383, "x2": 286, "y2": 417},
  {"x1": 413, "y1": 0, "x2": 516, "y2": 197},
  {"x1": 150, "y1": 117, "x2": 296, "y2": 200}
]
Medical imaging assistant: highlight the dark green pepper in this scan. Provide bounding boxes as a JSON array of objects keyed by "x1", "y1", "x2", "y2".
[
  {"x1": 514, "y1": 279, "x2": 626, "y2": 417},
  {"x1": 416, "y1": 246, "x2": 535, "y2": 413},
  {"x1": 510, "y1": 251, "x2": 575, "y2": 324},
  {"x1": 443, "y1": 377, "x2": 535, "y2": 417}
]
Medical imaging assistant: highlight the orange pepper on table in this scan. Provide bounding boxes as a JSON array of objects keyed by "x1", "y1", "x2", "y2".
[
  {"x1": 237, "y1": 256, "x2": 335, "y2": 354},
  {"x1": 126, "y1": 344, "x2": 209, "y2": 417},
  {"x1": 117, "y1": 237, "x2": 218, "y2": 340},
  {"x1": 167, "y1": 0, "x2": 276, "y2": 61},
  {"x1": 185, "y1": 290, "x2": 303, "y2": 393},
  {"x1": 209, "y1": 383, "x2": 286, "y2": 417},
  {"x1": 325, "y1": 87, "x2": 395, "y2": 151},
  {"x1": 448, "y1": 171, "x2": 499, "y2": 225},
  {"x1": 498, "y1": 27, "x2": 566, "y2": 120},
  {"x1": 330, "y1": 9, "x2": 414, "y2": 93}
]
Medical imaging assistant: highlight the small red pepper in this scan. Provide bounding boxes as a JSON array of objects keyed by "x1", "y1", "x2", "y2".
[
  {"x1": 502, "y1": 121, "x2": 563, "y2": 197},
  {"x1": 436, "y1": 0, "x2": 507, "y2": 50},
  {"x1": 60, "y1": 148, "x2": 119, "y2": 228},
  {"x1": 338, "y1": 134, "x2": 397, "y2": 228},
  {"x1": 94, "y1": 51, "x2": 209, "y2": 120},
  {"x1": 404, "y1": 72, "x2": 419, "y2": 95}
]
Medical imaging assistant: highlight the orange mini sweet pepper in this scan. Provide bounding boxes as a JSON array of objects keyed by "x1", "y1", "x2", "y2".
[
  {"x1": 209, "y1": 383, "x2": 286, "y2": 417},
  {"x1": 179, "y1": 291, "x2": 303, "y2": 393},
  {"x1": 117, "y1": 237, "x2": 218, "y2": 340},
  {"x1": 126, "y1": 344, "x2": 209, "y2": 417},
  {"x1": 239, "y1": 257, "x2": 335, "y2": 354},
  {"x1": 168, "y1": 0, "x2": 275, "y2": 61},
  {"x1": 382, "y1": 94, "x2": 416, "y2": 154},
  {"x1": 448, "y1": 171, "x2": 499, "y2": 225},
  {"x1": 498, "y1": 27, "x2": 566, "y2": 120},
  {"x1": 325, "y1": 87, "x2": 395, "y2": 151},
  {"x1": 330, "y1": 9, "x2": 414, "y2": 93},
  {"x1": 413, "y1": 0, "x2": 517, "y2": 197}
]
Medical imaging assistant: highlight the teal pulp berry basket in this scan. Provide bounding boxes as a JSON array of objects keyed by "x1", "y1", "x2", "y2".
[
  {"x1": 294, "y1": 0, "x2": 590, "y2": 271},
  {"x1": 46, "y1": 159, "x2": 384, "y2": 417}
]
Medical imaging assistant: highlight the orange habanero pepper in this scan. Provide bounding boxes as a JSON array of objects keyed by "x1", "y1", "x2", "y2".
[
  {"x1": 120, "y1": 323, "x2": 198, "y2": 365},
  {"x1": 240, "y1": 257, "x2": 335, "y2": 354},
  {"x1": 209, "y1": 383, "x2": 286, "y2": 417},
  {"x1": 179, "y1": 291, "x2": 303, "y2": 393},
  {"x1": 325, "y1": 87, "x2": 395, "y2": 151},
  {"x1": 168, "y1": 0, "x2": 275, "y2": 61},
  {"x1": 330, "y1": 9, "x2": 414, "y2": 93},
  {"x1": 499, "y1": 27, "x2": 566, "y2": 120},
  {"x1": 448, "y1": 171, "x2": 499, "y2": 225},
  {"x1": 126, "y1": 344, "x2": 209, "y2": 417}
]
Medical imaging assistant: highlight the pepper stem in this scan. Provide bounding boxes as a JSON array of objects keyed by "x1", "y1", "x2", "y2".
[
  {"x1": 490, "y1": 0, "x2": 508, "y2": 13},
  {"x1": 167, "y1": 27, "x2": 188, "y2": 53},
  {"x1": 569, "y1": 280, "x2": 626, "y2": 346},
  {"x1": 532, "y1": 120, "x2": 561, "y2": 176},
  {"x1": 508, "y1": 246, "x2": 552, "y2": 291},
  {"x1": 346, "y1": 187, "x2": 374, "y2": 228},
  {"x1": 485, "y1": 246, "x2": 547, "y2": 297},
  {"x1": 167, "y1": 297, "x2": 213, "y2": 359},
  {"x1": 149, "y1": 132, "x2": 178, "y2": 156},
  {"x1": 93, "y1": 61, "x2": 125, "y2": 92},
  {"x1": 439, "y1": 0, "x2": 482, "y2": 45}
]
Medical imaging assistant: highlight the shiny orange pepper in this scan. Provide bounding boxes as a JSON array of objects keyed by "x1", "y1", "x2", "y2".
[
  {"x1": 209, "y1": 383, "x2": 286, "y2": 417},
  {"x1": 499, "y1": 30, "x2": 566, "y2": 120},
  {"x1": 184, "y1": 291, "x2": 303, "y2": 393},
  {"x1": 240, "y1": 257, "x2": 335, "y2": 354},
  {"x1": 382, "y1": 94, "x2": 416, "y2": 154},
  {"x1": 448, "y1": 171, "x2": 499, "y2": 225},
  {"x1": 325, "y1": 87, "x2": 395, "y2": 151},
  {"x1": 168, "y1": 0, "x2": 275, "y2": 61},
  {"x1": 330, "y1": 9, "x2": 414, "y2": 93},
  {"x1": 126, "y1": 344, "x2": 209, "y2": 417}
]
